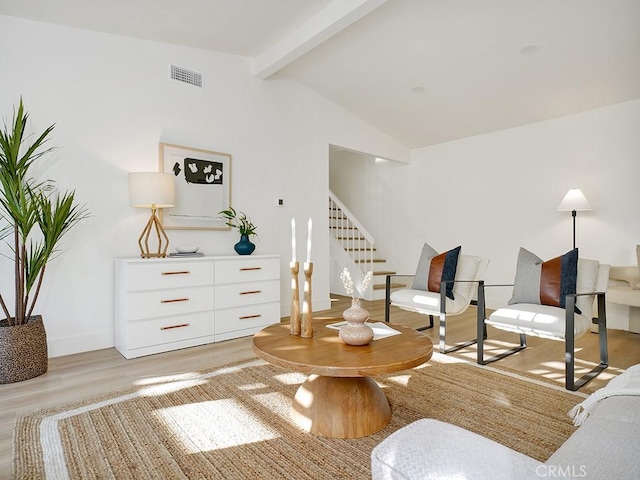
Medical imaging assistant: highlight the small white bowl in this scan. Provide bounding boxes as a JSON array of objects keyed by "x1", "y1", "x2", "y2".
[{"x1": 175, "y1": 246, "x2": 199, "y2": 254}]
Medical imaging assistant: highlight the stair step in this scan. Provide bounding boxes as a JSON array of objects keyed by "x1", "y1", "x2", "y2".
[
  {"x1": 330, "y1": 198, "x2": 397, "y2": 295},
  {"x1": 373, "y1": 283, "x2": 404, "y2": 290}
]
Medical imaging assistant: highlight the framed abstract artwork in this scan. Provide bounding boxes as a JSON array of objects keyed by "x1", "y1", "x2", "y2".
[{"x1": 159, "y1": 143, "x2": 232, "y2": 230}]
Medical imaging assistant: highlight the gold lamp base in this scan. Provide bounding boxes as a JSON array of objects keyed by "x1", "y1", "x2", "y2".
[{"x1": 138, "y1": 205, "x2": 170, "y2": 258}]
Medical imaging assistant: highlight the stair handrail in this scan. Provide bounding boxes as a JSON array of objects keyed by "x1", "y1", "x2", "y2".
[
  {"x1": 328, "y1": 190, "x2": 375, "y2": 244},
  {"x1": 329, "y1": 191, "x2": 376, "y2": 277}
]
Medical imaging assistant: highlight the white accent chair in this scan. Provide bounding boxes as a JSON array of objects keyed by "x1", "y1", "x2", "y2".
[
  {"x1": 385, "y1": 255, "x2": 489, "y2": 354},
  {"x1": 477, "y1": 258, "x2": 609, "y2": 391}
]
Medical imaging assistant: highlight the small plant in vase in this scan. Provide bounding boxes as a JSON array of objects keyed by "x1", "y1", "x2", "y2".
[
  {"x1": 218, "y1": 206, "x2": 258, "y2": 255},
  {"x1": 339, "y1": 268, "x2": 374, "y2": 346}
]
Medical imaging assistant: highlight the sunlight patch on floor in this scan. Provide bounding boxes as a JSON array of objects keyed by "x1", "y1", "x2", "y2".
[
  {"x1": 139, "y1": 379, "x2": 208, "y2": 396},
  {"x1": 155, "y1": 398, "x2": 280, "y2": 453},
  {"x1": 381, "y1": 374, "x2": 411, "y2": 387},
  {"x1": 591, "y1": 365, "x2": 626, "y2": 380},
  {"x1": 539, "y1": 360, "x2": 566, "y2": 370},
  {"x1": 237, "y1": 382, "x2": 268, "y2": 391},
  {"x1": 133, "y1": 372, "x2": 201, "y2": 385},
  {"x1": 273, "y1": 371, "x2": 306, "y2": 385},
  {"x1": 492, "y1": 391, "x2": 512, "y2": 407},
  {"x1": 431, "y1": 352, "x2": 468, "y2": 364},
  {"x1": 134, "y1": 372, "x2": 202, "y2": 386},
  {"x1": 295, "y1": 384, "x2": 314, "y2": 408},
  {"x1": 529, "y1": 368, "x2": 564, "y2": 380}
]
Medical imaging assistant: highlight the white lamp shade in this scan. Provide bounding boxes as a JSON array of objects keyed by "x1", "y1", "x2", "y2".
[
  {"x1": 557, "y1": 188, "x2": 592, "y2": 212},
  {"x1": 129, "y1": 172, "x2": 176, "y2": 208}
]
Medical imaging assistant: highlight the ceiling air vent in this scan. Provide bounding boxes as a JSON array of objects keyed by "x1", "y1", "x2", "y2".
[{"x1": 170, "y1": 64, "x2": 203, "y2": 88}]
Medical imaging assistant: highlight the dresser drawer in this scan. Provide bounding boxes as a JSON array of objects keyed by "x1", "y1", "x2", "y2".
[
  {"x1": 126, "y1": 311, "x2": 214, "y2": 350},
  {"x1": 115, "y1": 255, "x2": 280, "y2": 359},
  {"x1": 126, "y1": 261, "x2": 214, "y2": 291},
  {"x1": 215, "y1": 303, "x2": 280, "y2": 335},
  {"x1": 214, "y1": 257, "x2": 279, "y2": 284},
  {"x1": 215, "y1": 280, "x2": 280, "y2": 309},
  {"x1": 127, "y1": 285, "x2": 214, "y2": 321}
]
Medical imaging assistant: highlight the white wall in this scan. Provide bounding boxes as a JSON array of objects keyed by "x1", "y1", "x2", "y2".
[
  {"x1": 0, "y1": 15, "x2": 410, "y2": 357},
  {"x1": 331, "y1": 99, "x2": 640, "y2": 315},
  {"x1": 330, "y1": 149, "x2": 382, "y2": 235}
]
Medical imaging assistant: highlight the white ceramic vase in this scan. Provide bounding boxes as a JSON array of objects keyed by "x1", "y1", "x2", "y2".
[{"x1": 339, "y1": 298, "x2": 374, "y2": 346}]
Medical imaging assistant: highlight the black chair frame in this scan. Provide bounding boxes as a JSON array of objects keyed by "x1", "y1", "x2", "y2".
[
  {"x1": 476, "y1": 280, "x2": 609, "y2": 391},
  {"x1": 386, "y1": 275, "x2": 484, "y2": 354}
]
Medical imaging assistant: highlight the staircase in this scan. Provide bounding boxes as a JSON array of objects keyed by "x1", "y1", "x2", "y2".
[{"x1": 328, "y1": 191, "x2": 404, "y2": 300}]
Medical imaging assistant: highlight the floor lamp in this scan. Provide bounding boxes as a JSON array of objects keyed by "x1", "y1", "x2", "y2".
[
  {"x1": 557, "y1": 188, "x2": 592, "y2": 250},
  {"x1": 129, "y1": 172, "x2": 176, "y2": 258}
]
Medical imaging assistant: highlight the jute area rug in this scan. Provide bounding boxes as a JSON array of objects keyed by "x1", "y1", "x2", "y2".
[{"x1": 14, "y1": 354, "x2": 585, "y2": 479}]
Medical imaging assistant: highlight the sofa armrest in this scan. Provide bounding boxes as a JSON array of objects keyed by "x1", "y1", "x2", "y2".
[
  {"x1": 609, "y1": 266, "x2": 640, "y2": 287},
  {"x1": 546, "y1": 415, "x2": 640, "y2": 479},
  {"x1": 371, "y1": 419, "x2": 541, "y2": 480}
]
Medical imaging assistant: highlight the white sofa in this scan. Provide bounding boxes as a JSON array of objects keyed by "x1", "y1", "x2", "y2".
[
  {"x1": 607, "y1": 266, "x2": 640, "y2": 332},
  {"x1": 371, "y1": 365, "x2": 640, "y2": 480},
  {"x1": 608, "y1": 266, "x2": 640, "y2": 305}
]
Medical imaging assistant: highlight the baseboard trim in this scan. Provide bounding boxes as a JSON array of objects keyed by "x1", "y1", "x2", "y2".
[{"x1": 48, "y1": 329, "x2": 114, "y2": 358}]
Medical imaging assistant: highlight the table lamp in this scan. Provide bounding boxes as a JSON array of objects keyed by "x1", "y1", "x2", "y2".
[
  {"x1": 129, "y1": 172, "x2": 175, "y2": 258},
  {"x1": 557, "y1": 188, "x2": 592, "y2": 250}
]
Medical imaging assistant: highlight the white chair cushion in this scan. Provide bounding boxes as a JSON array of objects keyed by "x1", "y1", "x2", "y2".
[
  {"x1": 390, "y1": 255, "x2": 482, "y2": 316},
  {"x1": 486, "y1": 303, "x2": 592, "y2": 341},
  {"x1": 390, "y1": 288, "x2": 466, "y2": 316}
]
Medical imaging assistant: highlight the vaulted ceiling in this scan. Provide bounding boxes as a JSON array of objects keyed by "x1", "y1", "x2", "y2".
[{"x1": 2, "y1": 0, "x2": 639, "y2": 149}]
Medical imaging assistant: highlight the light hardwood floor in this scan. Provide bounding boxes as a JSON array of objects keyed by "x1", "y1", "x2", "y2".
[{"x1": 2, "y1": 295, "x2": 639, "y2": 477}]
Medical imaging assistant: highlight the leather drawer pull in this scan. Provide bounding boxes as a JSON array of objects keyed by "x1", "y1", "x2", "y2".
[
  {"x1": 161, "y1": 271, "x2": 190, "y2": 275},
  {"x1": 239, "y1": 290, "x2": 261, "y2": 295},
  {"x1": 160, "y1": 323, "x2": 189, "y2": 330},
  {"x1": 240, "y1": 267, "x2": 262, "y2": 271},
  {"x1": 239, "y1": 314, "x2": 262, "y2": 320},
  {"x1": 161, "y1": 298, "x2": 189, "y2": 303}
]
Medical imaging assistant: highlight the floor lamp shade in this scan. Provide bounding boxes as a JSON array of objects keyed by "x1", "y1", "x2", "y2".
[
  {"x1": 557, "y1": 188, "x2": 592, "y2": 212},
  {"x1": 128, "y1": 172, "x2": 176, "y2": 258},
  {"x1": 557, "y1": 188, "x2": 592, "y2": 250}
]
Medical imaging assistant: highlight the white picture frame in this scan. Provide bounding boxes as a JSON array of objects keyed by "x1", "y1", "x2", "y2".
[{"x1": 159, "y1": 142, "x2": 232, "y2": 230}]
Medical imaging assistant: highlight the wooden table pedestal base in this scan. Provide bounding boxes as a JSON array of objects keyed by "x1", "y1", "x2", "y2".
[{"x1": 290, "y1": 374, "x2": 391, "y2": 439}]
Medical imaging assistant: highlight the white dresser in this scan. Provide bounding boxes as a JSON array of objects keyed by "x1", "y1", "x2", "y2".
[{"x1": 115, "y1": 255, "x2": 280, "y2": 359}]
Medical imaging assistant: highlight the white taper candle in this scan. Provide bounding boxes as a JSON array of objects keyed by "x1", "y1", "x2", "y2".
[
  {"x1": 306, "y1": 217, "x2": 312, "y2": 263},
  {"x1": 291, "y1": 218, "x2": 296, "y2": 263}
]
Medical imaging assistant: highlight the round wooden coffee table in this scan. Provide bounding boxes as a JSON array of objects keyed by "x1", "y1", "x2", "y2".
[{"x1": 252, "y1": 318, "x2": 433, "y2": 438}]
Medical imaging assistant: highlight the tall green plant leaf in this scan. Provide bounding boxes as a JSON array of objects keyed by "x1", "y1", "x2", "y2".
[{"x1": 0, "y1": 99, "x2": 87, "y2": 325}]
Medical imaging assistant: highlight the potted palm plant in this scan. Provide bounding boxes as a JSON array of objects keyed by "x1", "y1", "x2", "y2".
[
  {"x1": 218, "y1": 206, "x2": 258, "y2": 255},
  {"x1": 0, "y1": 99, "x2": 88, "y2": 383}
]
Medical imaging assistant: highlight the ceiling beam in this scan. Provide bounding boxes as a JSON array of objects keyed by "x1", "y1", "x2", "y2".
[{"x1": 252, "y1": 0, "x2": 387, "y2": 79}]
